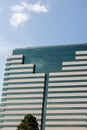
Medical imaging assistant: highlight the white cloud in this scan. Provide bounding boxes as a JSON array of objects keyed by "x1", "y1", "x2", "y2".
[
  {"x1": 21, "y1": 1, "x2": 48, "y2": 13},
  {"x1": 10, "y1": 4, "x2": 24, "y2": 12},
  {"x1": 10, "y1": 12, "x2": 29, "y2": 28},
  {"x1": 10, "y1": 1, "x2": 49, "y2": 28}
]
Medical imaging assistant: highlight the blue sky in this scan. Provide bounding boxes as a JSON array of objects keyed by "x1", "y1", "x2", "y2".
[{"x1": 0, "y1": 0, "x2": 87, "y2": 92}]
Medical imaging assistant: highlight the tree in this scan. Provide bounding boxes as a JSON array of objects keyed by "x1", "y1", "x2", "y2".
[{"x1": 17, "y1": 114, "x2": 39, "y2": 130}]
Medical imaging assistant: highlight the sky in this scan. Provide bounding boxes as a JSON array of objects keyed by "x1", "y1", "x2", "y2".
[{"x1": 0, "y1": 0, "x2": 87, "y2": 94}]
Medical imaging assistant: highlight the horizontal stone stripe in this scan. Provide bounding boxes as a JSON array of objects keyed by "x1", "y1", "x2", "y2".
[
  {"x1": 47, "y1": 104, "x2": 87, "y2": 108},
  {"x1": 3, "y1": 113, "x2": 42, "y2": 118},
  {"x1": 2, "y1": 103, "x2": 42, "y2": 106},
  {"x1": 46, "y1": 126, "x2": 87, "y2": 128},
  {"x1": 2, "y1": 127, "x2": 86, "y2": 130},
  {"x1": 48, "y1": 82, "x2": 87, "y2": 86},
  {"x1": 2, "y1": 121, "x2": 22, "y2": 126},
  {"x1": 2, "y1": 115, "x2": 41, "y2": 120},
  {"x1": 3, "y1": 110, "x2": 42, "y2": 114},
  {"x1": 1, "y1": 126, "x2": 41, "y2": 130},
  {"x1": 49, "y1": 76, "x2": 87, "y2": 81},
  {"x1": 2, "y1": 119, "x2": 41, "y2": 122},
  {"x1": 7, "y1": 55, "x2": 23, "y2": 59},
  {"x1": 46, "y1": 109, "x2": 87, "y2": 114},
  {"x1": 4, "y1": 83, "x2": 44, "y2": 88},
  {"x1": 45, "y1": 127, "x2": 87, "y2": 130},
  {"x1": 46, "y1": 121, "x2": 86, "y2": 125},
  {"x1": 46, "y1": 119, "x2": 87, "y2": 122},
  {"x1": 48, "y1": 93, "x2": 87, "y2": 97},
  {"x1": 3, "y1": 88, "x2": 43, "y2": 93},
  {"x1": 2, "y1": 98, "x2": 43, "y2": 104},
  {"x1": 2, "y1": 94, "x2": 43, "y2": 98},
  {"x1": 0, "y1": 128, "x2": 16, "y2": 130},
  {"x1": 49, "y1": 71, "x2": 87, "y2": 76},
  {"x1": 3, "y1": 90, "x2": 44, "y2": 94},
  {"x1": 47, "y1": 98, "x2": 87, "y2": 103},
  {"x1": 48, "y1": 87, "x2": 87, "y2": 92},
  {"x1": 1, "y1": 104, "x2": 42, "y2": 109},
  {"x1": 4, "y1": 73, "x2": 45, "y2": 78},
  {"x1": 63, "y1": 61, "x2": 87, "y2": 65},
  {"x1": 46, "y1": 113, "x2": 87, "y2": 116},
  {"x1": 62, "y1": 66, "x2": 87, "y2": 70},
  {"x1": 75, "y1": 56, "x2": 87, "y2": 59},
  {"x1": 1, "y1": 127, "x2": 41, "y2": 130},
  {"x1": 2, "y1": 92, "x2": 43, "y2": 96},
  {"x1": 6, "y1": 60, "x2": 22, "y2": 64},
  {"x1": 76, "y1": 51, "x2": 87, "y2": 55},
  {"x1": 5, "y1": 64, "x2": 34, "y2": 68},
  {"x1": 3, "y1": 108, "x2": 42, "y2": 111},
  {"x1": 3, "y1": 120, "x2": 41, "y2": 126},
  {"x1": 3, "y1": 86, "x2": 43, "y2": 91},
  {"x1": 5, "y1": 69, "x2": 33, "y2": 73},
  {"x1": 46, "y1": 115, "x2": 87, "y2": 119},
  {"x1": 4, "y1": 78, "x2": 45, "y2": 83}
]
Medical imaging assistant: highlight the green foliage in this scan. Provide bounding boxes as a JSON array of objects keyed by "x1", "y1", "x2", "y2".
[{"x1": 17, "y1": 114, "x2": 39, "y2": 130}]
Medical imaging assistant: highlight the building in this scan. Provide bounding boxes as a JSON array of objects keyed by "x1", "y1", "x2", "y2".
[{"x1": 0, "y1": 43, "x2": 87, "y2": 130}]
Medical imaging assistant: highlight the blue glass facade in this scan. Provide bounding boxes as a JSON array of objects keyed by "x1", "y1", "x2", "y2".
[{"x1": 1, "y1": 43, "x2": 87, "y2": 130}]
